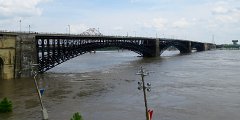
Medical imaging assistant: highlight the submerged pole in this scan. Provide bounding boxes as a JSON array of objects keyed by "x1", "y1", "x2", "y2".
[
  {"x1": 31, "y1": 64, "x2": 48, "y2": 120},
  {"x1": 137, "y1": 67, "x2": 151, "y2": 120}
]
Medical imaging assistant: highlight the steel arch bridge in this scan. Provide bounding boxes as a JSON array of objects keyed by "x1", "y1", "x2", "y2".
[{"x1": 35, "y1": 35, "x2": 215, "y2": 73}]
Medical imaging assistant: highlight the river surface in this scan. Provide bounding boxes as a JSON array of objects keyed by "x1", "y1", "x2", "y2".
[{"x1": 1, "y1": 50, "x2": 240, "y2": 120}]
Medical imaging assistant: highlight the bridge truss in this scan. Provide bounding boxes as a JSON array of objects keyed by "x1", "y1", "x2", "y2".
[
  {"x1": 35, "y1": 35, "x2": 215, "y2": 73},
  {"x1": 35, "y1": 35, "x2": 156, "y2": 72}
]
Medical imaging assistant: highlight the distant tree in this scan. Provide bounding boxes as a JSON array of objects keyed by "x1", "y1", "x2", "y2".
[
  {"x1": 0, "y1": 97, "x2": 12, "y2": 113},
  {"x1": 70, "y1": 112, "x2": 83, "y2": 120}
]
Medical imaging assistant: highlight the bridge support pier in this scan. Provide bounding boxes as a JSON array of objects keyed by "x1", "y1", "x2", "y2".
[
  {"x1": 142, "y1": 38, "x2": 160, "y2": 57},
  {"x1": 155, "y1": 39, "x2": 160, "y2": 57},
  {"x1": 204, "y1": 43, "x2": 216, "y2": 50},
  {"x1": 180, "y1": 41, "x2": 192, "y2": 53},
  {"x1": 188, "y1": 42, "x2": 192, "y2": 53},
  {"x1": 200, "y1": 43, "x2": 208, "y2": 51},
  {"x1": 204, "y1": 43, "x2": 208, "y2": 51}
]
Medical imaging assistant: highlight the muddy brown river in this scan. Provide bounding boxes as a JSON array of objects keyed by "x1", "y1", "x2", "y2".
[{"x1": 1, "y1": 50, "x2": 240, "y2": 120}]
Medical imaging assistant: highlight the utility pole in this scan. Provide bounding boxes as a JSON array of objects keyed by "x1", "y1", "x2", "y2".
[
  {"x1": 31, "y1": 64, "x2": 48, "y2": 120},
  {"x1": 137, "y1": 67, "x2": 151, "y2": 120}
]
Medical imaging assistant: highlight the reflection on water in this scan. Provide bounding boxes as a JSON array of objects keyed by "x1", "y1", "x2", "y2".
[{"x1": 1, "y1": 50, "x2": 240, "y2": 120}]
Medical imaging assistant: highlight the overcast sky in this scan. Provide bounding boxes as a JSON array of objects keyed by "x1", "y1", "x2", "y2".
[{"x1": 0, "y1": 0, "x2": 239, "y2": 44}]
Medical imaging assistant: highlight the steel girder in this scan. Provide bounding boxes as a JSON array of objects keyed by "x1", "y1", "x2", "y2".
[
  {"x1": 35, "y1": 35, "x2": 155, "y2": 72},
  {"x1": 159, "y1": 40, "x2": 191, "y2": 54}
]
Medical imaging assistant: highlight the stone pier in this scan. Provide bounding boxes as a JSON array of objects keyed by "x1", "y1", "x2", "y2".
[
  {"x1": 0, "y1": 34, "x2": 16, "y2": 79},
  {"x1": 0, "y1": 33, "x2": 37, "y2": 79}
]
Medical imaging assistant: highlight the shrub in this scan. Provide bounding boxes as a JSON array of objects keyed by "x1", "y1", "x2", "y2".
[
  {"x1": 0, "y1": 97, "x2": 12, "y2": 113},
  {"x1": 70, "y1": 112, "x2": 83, "y2": 120}
]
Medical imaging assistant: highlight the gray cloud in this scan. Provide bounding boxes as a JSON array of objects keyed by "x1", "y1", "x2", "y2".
[{"x1": 0, "y1": 0, "x2": 49, "y2": 19}]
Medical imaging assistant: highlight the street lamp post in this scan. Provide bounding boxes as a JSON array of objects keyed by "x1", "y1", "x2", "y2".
[
  {"x1": 68, "y1": 25, "x2": 70, "y2": 35},
  {"x1": 19, "y1": 20, "x2": 22, "y2": 32},
  {"x1": 28, "y1": 25, "x2": 31, "y2": 33},
  {"x1": 137, "y1": 67, "x2": 151, "y2": 120},
  {"x1": 212, "y1": 34, "x2": 215, "y2": 44},
  {"x1": 31, "y1": 64, "x2": 48, "y2": 120}
]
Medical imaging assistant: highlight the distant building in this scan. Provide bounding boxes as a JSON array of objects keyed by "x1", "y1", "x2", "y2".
[{"x1": 232, "y1": 40, "x2": 238, "y2": 45}]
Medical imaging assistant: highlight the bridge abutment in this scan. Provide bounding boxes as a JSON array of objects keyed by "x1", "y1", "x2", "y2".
[
  {"x1": 15, "y1": 34, "x2": 37, "y2": 78},
  {"x1": 0, "y1": 33, "x2": 37, "y2": 79},
  {"x1": 0, "y1": 34, "x2": 16, "y2": 79}
]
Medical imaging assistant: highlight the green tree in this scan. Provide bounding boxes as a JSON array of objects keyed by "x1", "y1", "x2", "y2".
[
  {"x1": 0, "y1": 97, "x2": 12, "y2": 113},
  {"x1": 70, "y1": 112, "x2": 83, "y2": 120}
]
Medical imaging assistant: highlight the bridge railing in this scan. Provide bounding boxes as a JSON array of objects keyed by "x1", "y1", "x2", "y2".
[
  {"x1": 0, "y1": 30, "x2": 158, "y2": 39},
  {"x1": 0, "y1": 30, "x2": 215, "y2": 44}
]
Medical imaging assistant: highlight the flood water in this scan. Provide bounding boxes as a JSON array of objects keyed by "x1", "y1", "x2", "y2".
[{"x1": 1, "y1": 50, "x2": 240, "y2": 120}]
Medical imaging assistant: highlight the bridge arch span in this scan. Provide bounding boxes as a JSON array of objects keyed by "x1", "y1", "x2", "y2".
[
  {"x1": 36, "y1": 36, "x2": 155, "y2": 72},
  {"x1": 159, "y1": 41, "x2": 191, "y2": 55},
  {"x1": 80, "y1": 42, "x2": 153, "y2": 56}
]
